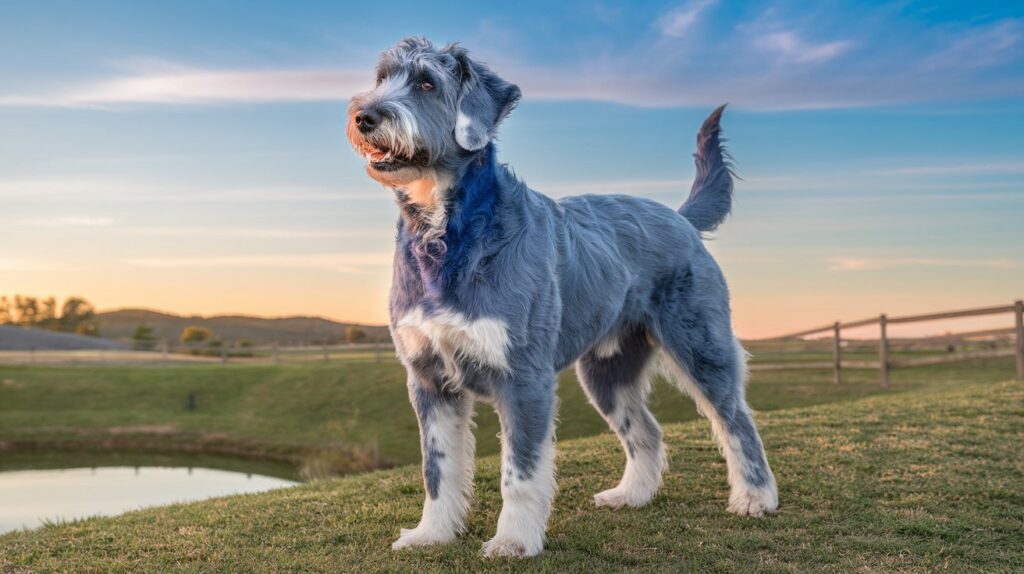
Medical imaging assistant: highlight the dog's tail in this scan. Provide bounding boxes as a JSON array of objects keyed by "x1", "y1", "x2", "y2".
[{"x1": 678, "y1": 105, "x2": 735, "y2": 233}]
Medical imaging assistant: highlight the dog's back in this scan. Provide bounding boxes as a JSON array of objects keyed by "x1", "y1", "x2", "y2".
[
  {"x1": 547, "y1": 106, "x2": 735, "y2": 368},
  {"x1": 551, "y1": 191, "x2": 722, "y2": 369}
]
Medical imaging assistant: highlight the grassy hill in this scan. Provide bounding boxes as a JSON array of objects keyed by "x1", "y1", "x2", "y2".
[
  {"x1": 1, "y1": 358, "x2": 1016, "y2": 476},
  {"x1": 2, "y1": 377, "x2": 1021, "y2": 572},
  {"x1": 95, "y1": 308, "x2": 390, "y2": 345}
]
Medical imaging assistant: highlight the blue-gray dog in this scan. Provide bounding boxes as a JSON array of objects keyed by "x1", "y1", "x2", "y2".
[{"x1": 346, "y1": 37, "x2": 777, "y2": 558}]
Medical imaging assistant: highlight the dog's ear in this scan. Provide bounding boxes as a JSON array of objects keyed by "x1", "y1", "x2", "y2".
[{"x1": 444, "y1": 44, "x2": 521, "y2": 151}]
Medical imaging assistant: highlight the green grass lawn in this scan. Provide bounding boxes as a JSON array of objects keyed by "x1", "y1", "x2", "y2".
[
  {"x1": 2, "y1": 376, "x2": 1021, "y2": 572},
  {"x1": 0, "y1": 357, "x2": 1017, "y2": 474}
]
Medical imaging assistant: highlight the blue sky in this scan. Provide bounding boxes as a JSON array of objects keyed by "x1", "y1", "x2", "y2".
[{"x1": 1, "y1": 0, "x2": 1022, "y2": 337}]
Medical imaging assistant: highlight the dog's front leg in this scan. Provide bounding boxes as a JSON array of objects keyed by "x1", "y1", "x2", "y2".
[
  {"x1": 392, "y1": 375, "x2": 475, "y2": 550},
  {"x1": 483, "y1": 371, "x2": 557, "y2": 558}
]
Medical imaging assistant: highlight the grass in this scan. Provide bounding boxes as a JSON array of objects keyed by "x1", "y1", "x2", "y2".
[
  {"x1": 0, "y1": 356, "x2": 1017, "y2": 473},
  {"x1": 2, "y1": 374, "x2": 1022, "y2": 572}
]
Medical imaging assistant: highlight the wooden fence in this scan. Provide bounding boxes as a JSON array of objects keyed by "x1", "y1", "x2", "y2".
[{"x1": 768, "y1": 300, "x2": 1024, "y2": 387}]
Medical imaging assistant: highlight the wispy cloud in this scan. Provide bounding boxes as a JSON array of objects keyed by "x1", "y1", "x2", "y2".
[
  {"x1": 122, "y1": 252, "x2": 393, "y2": 274},
  {"x1": 870, "y1": 161, "x2": 1024, "y2": 177},
  {"x1": 0, "y1": 65, "x2": 367, "y2": 108},
  {"x1": 122, "y1": 226, "x2": 389, "y2": 239},
  {"x1": 656, "y1": 0, "x2": 717, "y2": 38},
  {"x1": 0, "y1": 34, "x2": 1017, "y2": 111},
  {"x1": 0, "y1": 177, "x2": 387, "y2": 202},
  {"x1": 540, "y1": 178, "x2": 691, "y2": 197},
  {"x1": 1, "y1": 13, "x2": 1023, "y2": 111},
  {"x1": 827, "y1": 257, "x2": 1018, "y2": 272},
  {"x1": 754, "y1": 31, "x2": 852, "y2": 64},
  {"x1": 925, "y1": 19, "x2": 1023, "y2": 70}
]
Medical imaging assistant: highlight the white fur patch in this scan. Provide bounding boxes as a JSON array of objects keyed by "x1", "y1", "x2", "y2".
[
  {"x1": 656, "y1": 343, "x2": 778, "y2": 516},
  {"x1": 397, "y1": 307, "x2": 512, "y2": 384},
  {"x1": 393, "y1": 400, "x2": 476, "y2": 549},
  {"x1": 455, "y1": 110, "x2": 477, "y2": 150},
  {"x1": 483, "y1": 429, "x2": 557, "y2": 558}
]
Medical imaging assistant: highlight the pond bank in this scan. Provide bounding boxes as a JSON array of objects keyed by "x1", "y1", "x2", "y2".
[{"x1": 0, "y1": 430, "x2": 388, "y2": 481}]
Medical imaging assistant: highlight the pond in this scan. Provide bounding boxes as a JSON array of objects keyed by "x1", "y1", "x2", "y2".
[{"x1": 0, "y1": 452, "x2": 299, "y2": 535}]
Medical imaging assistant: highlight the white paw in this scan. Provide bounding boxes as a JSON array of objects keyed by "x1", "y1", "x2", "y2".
[
  {"x1": 391, "y1": 526, "x2": 456, "y2": 550},
  {"x1": 594, "y1": 486, "x2": 655, "y2": 509},
  {"x1": 481, "y1": 536, "x2": 543, "y2": 558},
  {"x1": 727, "y1": 485, "x2": 778, "y2": 517}
]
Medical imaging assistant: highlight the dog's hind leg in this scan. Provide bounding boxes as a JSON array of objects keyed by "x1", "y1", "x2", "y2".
[
  {"x1": 482, "y1": 367, "x2": 557, "y2": 558},
  {"x1": 392, "y1": 359, "x2": 476, "y2": 550},
  {"x1": 655, "y1": 303, "x2": 778, "y2": 516},
  {"x1": 576, "y1": 325, "x2": 666, "y2": 508}
]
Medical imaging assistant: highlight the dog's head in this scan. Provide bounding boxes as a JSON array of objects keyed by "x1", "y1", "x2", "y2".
[{"x1": 347, "y1": 37, "x2": 520, "y2": 186}]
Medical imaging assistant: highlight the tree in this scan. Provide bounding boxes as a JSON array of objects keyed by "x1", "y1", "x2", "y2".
[
  {"x1": 132, "y1": 324, "x2": 158, "y2": 350},
  {"x1": 39, "y1": 297, "x2": 58, "y2": 330},
  {"x1": 59, "y1": 297, "x2": 96, "y2": 333},
  {"x1": 345, "y1": 326, "x2": 368, "y2": 344},
  {"x1": 14, "y1": 295, "x2": 40, "y2": 326},
  {"x1": 0, "y1": 294, "x2": 98, "y2": 334},
  {"x1": 180, "y1": 326, "x2": 214, "y2": 345}
]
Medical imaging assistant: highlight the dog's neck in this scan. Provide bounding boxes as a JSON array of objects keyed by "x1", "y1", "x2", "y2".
[
  {"x1": 396, "y1": 145, "x2": 500, "y2": 305},
  {"x1": 391, "y1": 145, "x2": 496, "y2": 237}
]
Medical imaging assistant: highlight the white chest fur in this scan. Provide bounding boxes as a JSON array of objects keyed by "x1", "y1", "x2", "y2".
[{"x1": 396, "y1": 307, "x2": 512, "y2": 384}]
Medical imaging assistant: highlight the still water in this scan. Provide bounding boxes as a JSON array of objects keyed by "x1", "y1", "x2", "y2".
[{"x1": 0, "y1": 464, "x2": 298, "y2": 534}]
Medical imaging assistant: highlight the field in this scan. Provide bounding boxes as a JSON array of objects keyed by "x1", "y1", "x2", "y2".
[
  {"x1": 1, "y1": 354, "x2": 1016, "y2": 475},
  {"x1": 1, "y1": 367, "x2": 1021, "y2": 572}
]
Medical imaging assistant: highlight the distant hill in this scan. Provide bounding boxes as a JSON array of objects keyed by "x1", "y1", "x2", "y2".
[
  {"x1": 96, "y1": 309, "x2": 390, "y2": 345},
  {"x1": 0, "y1": 325, "x2": 128, "y2": 351}
]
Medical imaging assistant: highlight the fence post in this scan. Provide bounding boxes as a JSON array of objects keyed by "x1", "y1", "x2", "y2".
[
  {"x1": 1015, "y1": 300, "x2": 1023, "y2": 381},
  {"x1": 375, "y1": 337, "x2": 381, "y2": 364},
  {"x1": 221, "y1": 341, "x2": 228, "y2": 364},
  {"x1": 832, "y1": 321, "x2": 841, "y2": 385},
  {"x1": 879, "y1": 314, "x2": 890, "y2": 389},
  {"x1": 272, "y1": 341, "x2": 279, "y2": 364},
  {"x1": 323, "y1": 340, "x2": 329, "y2": 362},
  {"x1": 161, "y1": 339, "x2": 168, "y2": 363}
]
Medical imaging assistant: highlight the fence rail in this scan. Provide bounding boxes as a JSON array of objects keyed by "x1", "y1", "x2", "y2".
[
  {"x1": 765, "y1": 299, "x2": 1024, "y2": 386},
  {"x1": 0, "y1": 341, "x2": 397, "y2": 367}
]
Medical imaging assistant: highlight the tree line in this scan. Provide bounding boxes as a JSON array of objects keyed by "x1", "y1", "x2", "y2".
[{"x1": 0, "y1": 294, "x2": 99, "y2": 336}]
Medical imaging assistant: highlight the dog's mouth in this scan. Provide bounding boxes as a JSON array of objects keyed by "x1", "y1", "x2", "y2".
[
  {"x1": 365, "y1": 148, "x2": 406, "y2": 172},
  {"x1": 354, "y1": 142, "x2": 428, "y2": 172}
]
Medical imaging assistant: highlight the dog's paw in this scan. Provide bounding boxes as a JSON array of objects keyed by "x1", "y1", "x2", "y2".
[
  {"x1": 391, "y1": 526, "x2": 455, "y2": 550},
  {"x1": 727, "y1": 485, "x2": 778, "y2": 517},
  {"x1": 594, "y1": 486, "x2": 655, "y2": 509},
  {"x1": 481, "y1": 536, "x2": 542, "y2": 559}
]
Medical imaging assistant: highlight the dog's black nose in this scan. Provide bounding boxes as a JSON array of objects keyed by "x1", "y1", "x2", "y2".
[{"x1": 355, "y1": 108, "x2": 381, "y2": 133}]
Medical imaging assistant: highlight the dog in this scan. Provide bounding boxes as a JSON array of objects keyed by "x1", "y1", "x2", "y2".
[{"x1": 346, "y1": 37, "x2": 777, "y2": 558}]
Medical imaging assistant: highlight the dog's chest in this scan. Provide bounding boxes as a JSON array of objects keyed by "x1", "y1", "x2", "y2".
[
  {"x1": 391, "y1": 153, "x2": 513, "y2": 387},
  {"x1": 395, "y1": 306, "x2": 511, "y2": 391}
]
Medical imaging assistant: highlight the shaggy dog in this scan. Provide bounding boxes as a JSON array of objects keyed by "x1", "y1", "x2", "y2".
[{"x1": 346, "y1": 37, "x2": 777, "y2": 558}]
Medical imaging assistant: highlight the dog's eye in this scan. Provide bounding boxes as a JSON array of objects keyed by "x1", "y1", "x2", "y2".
[
  {"x1": 419, "y1": 81, "x2": 434, "y2": 92},
  {"x1": 376, "y1": 75, "x2": 384, "y2": 86}
]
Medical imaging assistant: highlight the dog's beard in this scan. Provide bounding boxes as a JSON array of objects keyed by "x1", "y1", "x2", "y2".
[{"x1": 345, "y1": 107, "x2": 426, "y2": 170}]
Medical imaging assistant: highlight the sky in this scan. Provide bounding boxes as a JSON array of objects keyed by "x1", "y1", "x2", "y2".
[{"x1": 1, "y1": 0, "x2": 1022, "y2": 339}]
